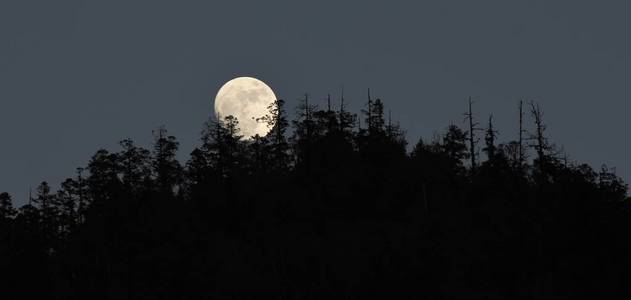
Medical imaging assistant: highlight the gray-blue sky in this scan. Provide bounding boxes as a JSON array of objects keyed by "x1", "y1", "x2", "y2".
[{"x1": 2, "y1": 0, "x2": 630, "y2": 205}]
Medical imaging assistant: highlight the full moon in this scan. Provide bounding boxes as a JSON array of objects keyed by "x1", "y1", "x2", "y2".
[{"x1": 214, "y1": 77, "x2": 277, "y2": 139}]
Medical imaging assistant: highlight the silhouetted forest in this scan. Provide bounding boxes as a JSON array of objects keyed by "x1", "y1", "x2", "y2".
[{"x1": 1, "y1": 94, "x2": 629, "y2": 299}]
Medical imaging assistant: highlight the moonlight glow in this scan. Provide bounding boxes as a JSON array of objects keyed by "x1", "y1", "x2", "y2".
[{"x1": 214, "y1": 77, "x2": 277, "y2": 139}]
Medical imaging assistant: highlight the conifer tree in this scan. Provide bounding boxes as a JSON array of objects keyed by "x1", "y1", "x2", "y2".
[
  {"x1": 56, "y1": 178, "x2": 80, "y2": 237},
  {"x1": 442, "y1": 124, "x2": 469, "y2": 167},
  {"x1": 292, "y1": 94, "x2": 319, "y2": 170},
  {"x1": 483, "y1": 115, "x2": 498, "y2": 162},
  {"x1": 0, "y1": 192, "x2": 16, "y2": 220},
  {"x1": 74, "y1": 167, "x2": 88, "y2": 224},
  {"x1": 337, "y1": 89, "x2": 356, "y2": 138},
  {"x1": 33, "y1": 182, "x2": 58, "y2": 251},
  {"x1": 365, "y1": 98, "x2": 385, "y2": 136},
  {"x1": 259, "y1": 99, "x2": 290, "y2": 172},
  {"x1": 87, "y1": 149, "x2": 121, "y2": 200},
  {"x1": 198, "y1": 115, "x2": 244, "y2": 179},
  {"x1": 118, "y1": 139, "x2": 151, "y2": 193},
  {"x1": 152, "y1": 127, "x2": 183, "y2": 193}
]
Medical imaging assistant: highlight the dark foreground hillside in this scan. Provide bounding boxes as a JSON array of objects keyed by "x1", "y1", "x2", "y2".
[{"x1": 1, "y1": 97, "x2": 629, "y2": 299}]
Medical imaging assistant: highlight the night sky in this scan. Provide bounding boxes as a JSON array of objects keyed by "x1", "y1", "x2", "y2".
[{"x1": 2, "y1": 0, "x2": 629, "y2": 205}]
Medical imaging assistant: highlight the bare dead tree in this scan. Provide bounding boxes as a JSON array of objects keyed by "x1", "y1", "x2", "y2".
[
  {"x1": 464, "y1": 96, "x2": 481, "y2": 172},
  {"x1": 367, "y1": 88, "x2": 372, "y2": 132},
  {"x1": 518, "y1": 100, "x2": 526, "y2": 166},
  {"x1": 327, "y1": 93, "x2": 331, "y2": 112},
  {"x1": 529, "y1": 101, "x2": 552, "y2": 174}
]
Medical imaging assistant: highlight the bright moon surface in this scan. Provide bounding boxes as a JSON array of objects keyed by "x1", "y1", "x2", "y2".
[{"x1": 214, "y1": 77, "x2": 277, "y2": 139}]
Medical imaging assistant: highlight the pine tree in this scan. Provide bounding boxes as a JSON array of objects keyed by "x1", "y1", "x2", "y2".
[
  {"x1": 33, "y1": 182, "x2": 55, "y2": 221},
  {"x1": 292, "y1": 94, "x2": 319, "y2": 170},
  {"x1": 56, "y1": 178, "x2": 79, "y2": 237},
  {"x1": 186, "y1": 148, "x2": 211, "y2": 186},
  {"x1": 442, "y1": 125, "x2": 469, "y2": 171},
  {"x1": 0, "y1": 192, "x2": 16, "y2": 220},
  {"x1": 364, "y1": 98, "x2": 385, "y2": 136},
  {"x1": 199, "y1": 115, "x2": 244, "y2": 179},
  {"x1": 337, "y1": 88, "x2": 356, "y2": 137},
  {"x1": 320, "y1": 94, "x2": 339, "y2": 135},
  {"x1": 598, "y1": 166, "x2": 628, "y2": 201},
  {"x1": 118, "y1": 139, "x2": 151, "y2": 193},
  {"x1": 74, "y1": 167, "x2": 88, "y2": 224},
  {"x1": 33, "y1": 181, "x2": 59, "y2": 252},
  {"x1": 385, "y1": 109, "x2": 407, "y2": 150},
  {"x1": 87, "y1": 149, "x2": 121, "y2": 201},
  {"x1": 483, "y1": 115, "x2": 498, "y2": 162},
  {"x1": 258, "y1": 98, "x2": 290, "y2": 172},
  {"x1": 152, "y1": 127, "x2": 183, "y2": 193}
]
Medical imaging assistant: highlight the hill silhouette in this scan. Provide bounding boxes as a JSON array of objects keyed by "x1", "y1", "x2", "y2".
[{"x1": 0, "y1": 95, "x2": 629, "y2": 299}]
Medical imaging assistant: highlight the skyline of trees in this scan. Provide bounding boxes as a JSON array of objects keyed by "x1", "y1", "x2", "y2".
[{"x1": 0, "y1": 92, "x2": 629, "y2": 298}]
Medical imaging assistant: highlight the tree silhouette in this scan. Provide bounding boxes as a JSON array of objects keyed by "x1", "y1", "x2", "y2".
[
  {"x1": 529, "y1": 101, "x2": 555, "y2": 180},
  {"x1": 464, "y1": 96, "x2": 481, "y2": 172},
  {"x1": 118, "y1": 139, "x2": 152, "y2": 194},
  {"x1": 0, "y1": 192, "x2": 16, "y2": 220},
  {"x1": 0, "y1": 95, "x2": 629, "y2": 299},
  {"x1": 259, "y1": 98, "x2": 291, "y2": 173},
  {"x1": 442, "y1": 124, "x2": 470, "y2": 173},
  {"x1": 483, "y1": 115, "x2": 498, "y2": 161},
  {"x1": 152, "y1": 128, "x2": 183, "y2": 193}
]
